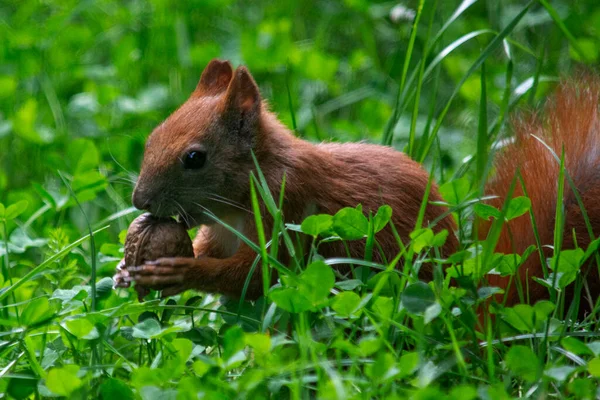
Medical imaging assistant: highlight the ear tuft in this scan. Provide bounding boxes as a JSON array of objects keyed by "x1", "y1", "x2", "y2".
[
  {"x1": 195, "y1": 59, "x2": 233, "y2": 96},
  {"x1": 225, "y1": 66, "x2": 261, "y2": 114}
]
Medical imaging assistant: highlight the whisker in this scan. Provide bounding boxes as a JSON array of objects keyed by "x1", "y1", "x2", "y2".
[
  {"x1": 166, "y1": 187, "x2": 252, "y2": 213},
  {"x1": 105, "y1": 137, "x2": 135, "y2": 176},
  {"x1": 192, "y1": 201, "x2": 217, "y2": 219},
  {"x1": 110, "y1": 176, "x2": 138, "y2": 186},
  {"x1": 203, "y1": 195, "x2": 252, "y2": 213}
]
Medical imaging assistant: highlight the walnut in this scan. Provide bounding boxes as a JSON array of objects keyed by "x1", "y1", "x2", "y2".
[
  {"x1": 113, "y1": 213, "x2": 194, "y2": 299},
  {"x1": 124, "y1": 213, "x2": 194, "y2": 266}
]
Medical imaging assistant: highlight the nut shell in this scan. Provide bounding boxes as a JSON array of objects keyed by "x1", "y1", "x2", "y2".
[{"x1": 124, "y1": 213, "x2": 194, "y2": 266}]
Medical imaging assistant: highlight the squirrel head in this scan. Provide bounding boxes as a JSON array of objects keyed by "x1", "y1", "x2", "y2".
[{"x1": 132, "y1": 59, "x2": 263, "y2": 226}]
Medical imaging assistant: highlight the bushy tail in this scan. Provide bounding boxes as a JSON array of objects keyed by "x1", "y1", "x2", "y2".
[{"x1": 483, "y1": 75, "x2": 600, "y2": 306}]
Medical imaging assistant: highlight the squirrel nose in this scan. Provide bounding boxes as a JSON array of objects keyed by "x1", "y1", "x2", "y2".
[{"x1": 132, "y1": 189, "x2": 152, "y2": 211}]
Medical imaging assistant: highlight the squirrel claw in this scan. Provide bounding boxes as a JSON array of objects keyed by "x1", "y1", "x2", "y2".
[{"x1": 124, "y1": 260, "x2": 189, "y2": 289}]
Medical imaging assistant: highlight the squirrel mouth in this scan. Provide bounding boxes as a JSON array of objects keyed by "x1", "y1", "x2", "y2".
[{"x1": 175, "y1": 213, "x2": 198, "y2": 229}]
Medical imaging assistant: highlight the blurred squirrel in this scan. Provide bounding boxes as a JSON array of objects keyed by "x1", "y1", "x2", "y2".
[{"x1": 114, "y1": 59, "x2": 600, "y2": 309}]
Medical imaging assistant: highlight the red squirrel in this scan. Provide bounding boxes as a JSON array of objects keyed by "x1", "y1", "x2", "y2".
[{"x1": 115, "y1": 59, "x2": 600, "y2": 308}]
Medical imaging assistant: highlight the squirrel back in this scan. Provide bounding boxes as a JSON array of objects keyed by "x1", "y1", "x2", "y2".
[{"x1": 483, "y1": 76, "x2": 600, "y2": 307}]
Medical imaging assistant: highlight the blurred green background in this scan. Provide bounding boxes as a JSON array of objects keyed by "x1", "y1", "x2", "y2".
[{"x1": 0, "y1": 0, "x2": 599, "y2": 275}]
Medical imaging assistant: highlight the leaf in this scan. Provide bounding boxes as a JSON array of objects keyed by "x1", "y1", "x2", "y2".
[
  {"x1": 424, "y1": 303, "x2": 442, "y2": 324},
  {"x1": 51, "y1": 287, "x2": 88, "y2": 304},
  {"x1": 7, "y1": 370, "x2": 37, "y2": 400},
  {"x1": 432, "y1": 230, "x2": 449, "y2": 247},
  {"x1": 32, "y1": 183, "x2": 69, "y2": 210},
  {"x1": 477, "y1": 286, "x2": 504, "y2": 300},
  {"x1": 4, "y1": 200, "x2": 28, "y2": 220},
  {"x1": 245, "y1": 332, "x2": 272, "y2": 356},
  {"x1": 449, "y1": 385, "x2": 478, "y2": 400},
  {"x1": 583, "y1": 237, "x2": 600, "y2": 263},
  {"x1": 269, "y1": 287, "x2": 312, "y2": 313},
  {"x1": 588, "y1": 341, "x2": 600, "y2": 356},
  {"x1": 46, "y1": 365, "x2": 82, "y2": 396},
  {"x1": 99, "y1": 378, "x2": 135, "y2": 400},
  {"x1": 332, "y1": 207, "x2": 369, "y2": 240},
  {"x1": 365, "y1": 352, "x2": 398, "y2": 383},
  {"x1": 550, "y1": 248, "x2": 584, "y2": 288},
  {"x1": 132, "y1": 318, "x2": 162, "y2": 339},
  {"x1": 494, "y1": 254, "x2": 521, "y2": 276},
  {"x1": 358, "y1": 335, "x2": 382, "y2": 356},
  {"x1": 501, "y1": 304, "x2": 534, "y2": 332},
  {"x1": 588, "y1": 358, "x2": 600, "y2": 377},
  {"x1": 300, "y1": 214, "x2": 333, "y2": 237},
  {"x1": 335, "y1": 279, "x2": 364, "y2": 291},
  {"x1": 297, "y1": 261, "x2": 335, "y2": 305},
  {"x1": 96, "y1": 277, "x2": 114, "y2": 299},
  {"x1": 192, "y1": 360, "x2": 212, "y2": 377},
  {"x1": 401, "y1": 282, "x2": 435, "y2": 314},
  {"x1": 181, "y1": 326, "x2": 217, "y2": 346},
  {"x1": 505, "y1": 196, "x2": 531, "y2": 221},
  {"x1": 544, "y1": 366, "x2": 576, "y2": 382},
  {"x1": 439, "y1": 177, "x2": 471, "y2": 206},
  {"x1": 13, "y1": 99, "x2": 47, "y2": 144},
  {"x1": 373, "y1": 205, "x2": 392, "y2": 232},
  {"x1": 171, "y1": 338, "x2": 194, "y2": 362},
  {"x1": 398, "y1": 352, "x2": 419, "y2": 378},
  {"x1": 370, "y1": 296, "x2": 393, "y2": 320},
  {"x1": 67, "y1": 138, "x2": 100, "y2": 173},
  {"x1": 569, "y1": 38, "x2": 599, "y2": 63},
  {"x1": 22, "y1": 297, "x2": 51, "y2": 326},
  {"x1": 533, "y1": 300, "x2": 555, "y2": 320},
  {"x1": 409, "y1": 228, "x2": 434, "y2": 252},
  {"x1": 331, "y1": 291, "x2": 362, "y2": 318},
  {"x1": 561, "y1": 337, "x2": 593, "y2": 356},
  {"x1": 505, "y1": 345, "x2": 540, "y2": 382},
  {"x1": 474, "y1": 203, "x2": 501, "y2": 220},
  {"x1": 368, "y1": 271, "x2": 402, "y2": 296},
  {"x1": 0, "y1": 227, "x2": 48, "y2": 257},
  {"x1": 71, "y1": 170, "x2": 108, "y2": 194},
  {"x1": 62, "y1": 317, "x2": 99, "y2": 340},
  {"x1": 223, "y1": 325, "x2": 245, "y2": 360}
]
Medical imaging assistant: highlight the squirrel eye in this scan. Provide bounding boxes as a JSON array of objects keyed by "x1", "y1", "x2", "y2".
[{"x1": 183, "y1": 150, "x2": 206, "y2": 169}]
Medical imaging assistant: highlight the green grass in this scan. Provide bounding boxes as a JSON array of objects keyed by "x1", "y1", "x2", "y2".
[{"x1": 2, "y1": 0, "x2": 600, "y2": 398}]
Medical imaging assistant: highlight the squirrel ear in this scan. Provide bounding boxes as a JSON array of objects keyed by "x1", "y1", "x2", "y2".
[
  {"x1": 225, "y1": 66, "x2": 261, "y2": 115},
  {"x1": 195, "y1": 59, "x2": 233, "y2": 96}
]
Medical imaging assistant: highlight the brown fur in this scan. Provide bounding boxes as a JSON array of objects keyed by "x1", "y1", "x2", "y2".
[
  {"x1": 128, "y1": 59, "x2": 457, "y2": 299},
  {"x1": 482, "y1": 76, "x2": 600, "y2": 308}
]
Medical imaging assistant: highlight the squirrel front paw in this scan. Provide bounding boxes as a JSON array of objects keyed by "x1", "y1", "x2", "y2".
[
  {"x1": 113, "y1": 258, "x2": 151, "y2": 301},
  {"x1": 122, "y1": 257, "x2": 195, "y2": 298}
]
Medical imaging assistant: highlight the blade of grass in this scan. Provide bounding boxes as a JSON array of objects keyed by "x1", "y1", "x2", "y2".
[
  {"x1": 476, "y1": 62, "x2": 489, "y2": 188},
  {"x1": 382, "y1": 0, "x2": 481, "y2": 146},
  {"x1": 550, "y1": 147, "x2": 566, "y2": 304},
  {"x1": 382, "y1": 0, "x2": 425, "y2": 145},
  {"x1": 250, "y1": 152, "x2": 300, "y2": 269},
  {"x1": 249, "y1": 175, "x2": 271, "y2": 310},
  {"x1": 285, "y1": 62, "x2": 297, "y2": 132},
  {"x1": 58, "y1": 171, "x2": 97, "y2": 312},
  {"x1": 407, "y1": 0, "x2": 438, "y2": 157},
  {"x1": 418, "y1": 0, "x2": 535, "y2": 162},
  {"x1": 538, "y1": 0, "x2": 586, "y2": 60}
]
